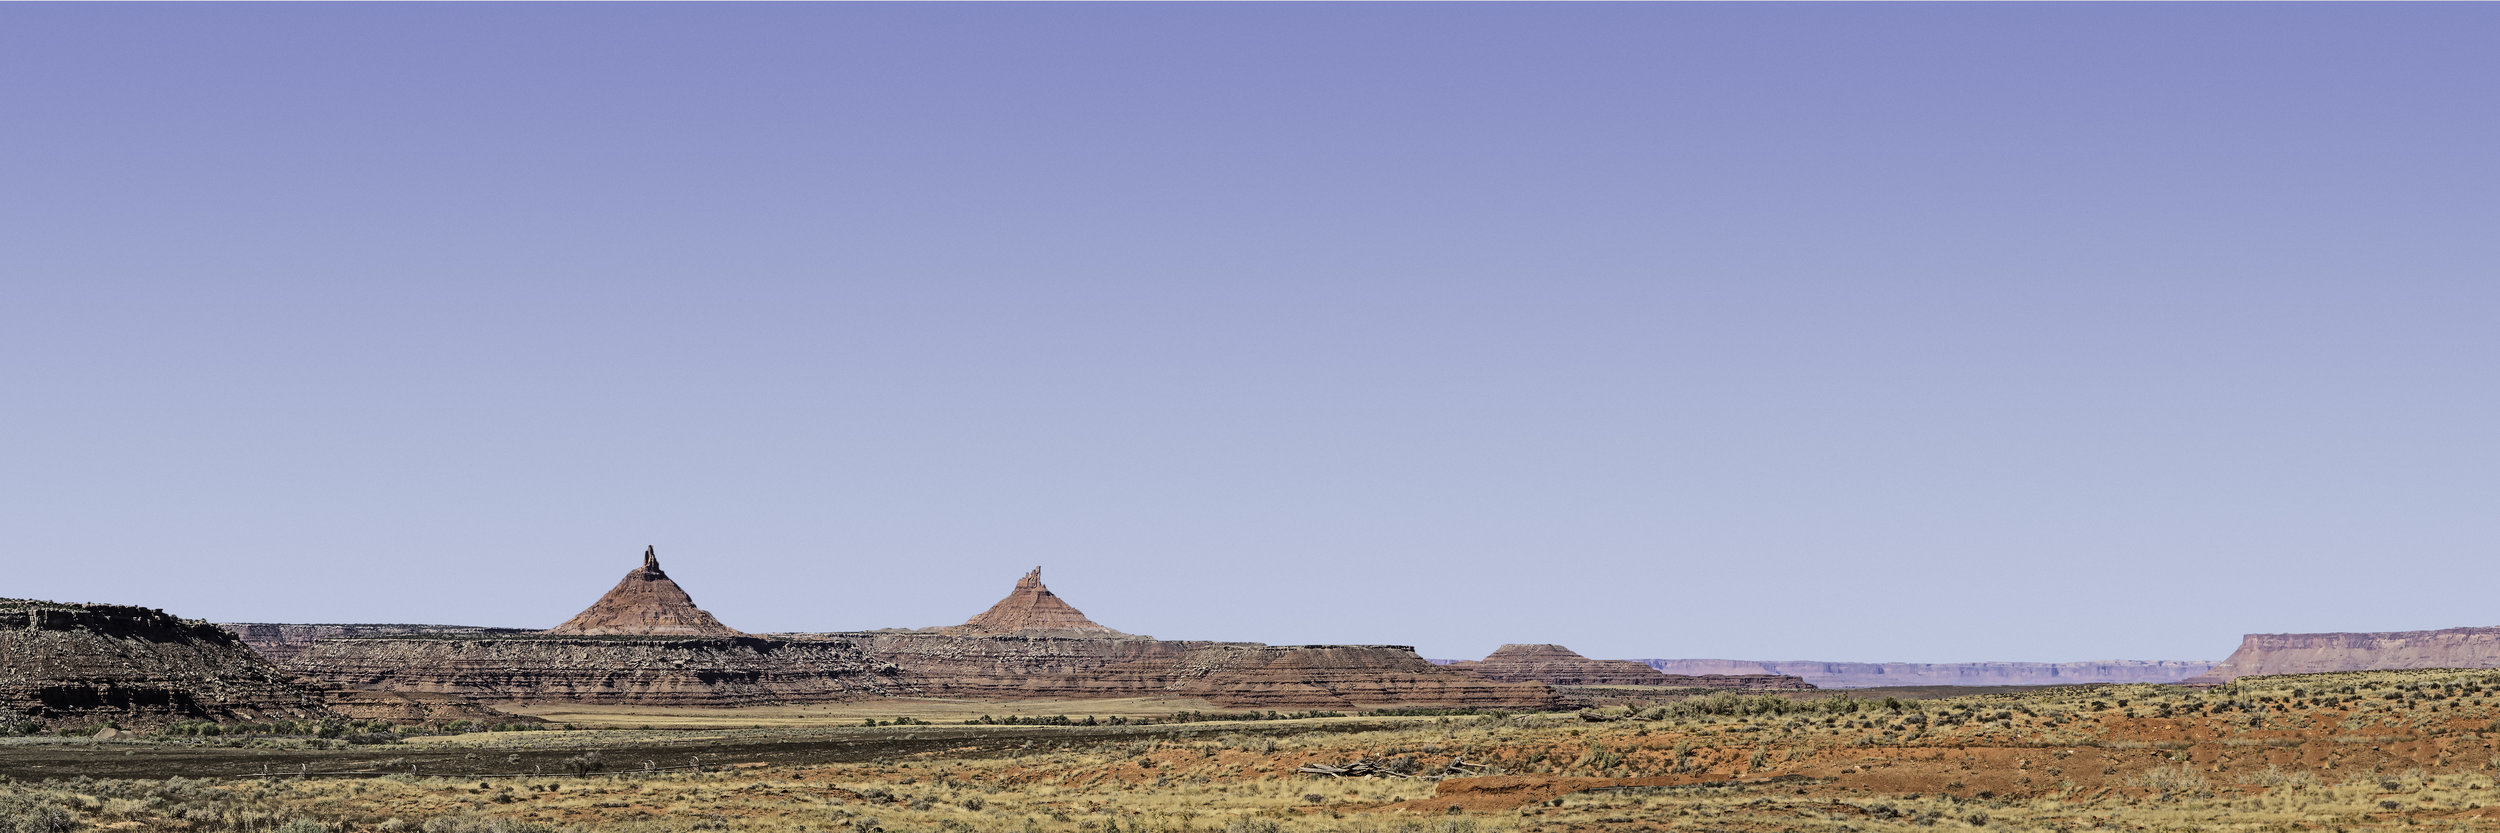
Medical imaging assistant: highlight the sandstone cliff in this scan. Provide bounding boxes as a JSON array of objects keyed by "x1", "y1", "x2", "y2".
[
  {"x1": 949, "y1": 568, "x2": 1129, "y2": 637},
  {"x1": 799, "y1": 632, "x2": 1561, "y2": 710},
  {"x1": 285, "y1": 635, "x2": 903, "y2": 706},
  {"x1": 1449, "y1": 644, "x2": 1812, "y2": 690},
  {"x1": 548, "y1": 547, "x2": 743, "y2": 637},
  {"x1": 1635, "y1": 658, "x2": 2218, "y2": 688},
  {"x1": 2183, "y1": 627, "x2": 2500, "y2": 685},
  {"x1": 1, "y1": 598, "x2": 330, "y2": 728}
]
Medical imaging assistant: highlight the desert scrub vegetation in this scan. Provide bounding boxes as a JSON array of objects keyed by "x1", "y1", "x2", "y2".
[{"x1": 11, "y1": 669, "x2": 2500, "y2": 831}]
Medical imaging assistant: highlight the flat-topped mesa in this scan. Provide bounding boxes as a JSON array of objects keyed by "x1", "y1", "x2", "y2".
[
  {"x1": 950, "y1": 567, "x2": 1127, "y2": 637},
  {"x1": 2183, "y1": 626, "x2": 2500, "y2": 686},
  {"x1": 1452, "y1": 644, "x2": 1816, "y2": 691},
  {"x1": 546, "y1": 546, "x2": 743, "y2": 637}
]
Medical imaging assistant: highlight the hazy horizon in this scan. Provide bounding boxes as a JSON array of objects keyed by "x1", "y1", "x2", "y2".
[{"x1": 6, "y1": 4, "x2": 2494, "y2": 665}]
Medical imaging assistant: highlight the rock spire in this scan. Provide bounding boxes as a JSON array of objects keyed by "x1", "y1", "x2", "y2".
[
  {"x1": 952, "y1": 567, "x2": 1124, "y2": 636},
  {"x1": 547, "y1": 547, "x2": 743, "y2": 637}
]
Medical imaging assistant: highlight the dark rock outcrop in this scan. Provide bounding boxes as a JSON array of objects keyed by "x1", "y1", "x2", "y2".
[
  {"x1": 1450, "y1": 645, "x2": 1813, "y2": 690},
  {"x1": 0, "y1": 598, "x2": 330, "y2": 728},
  {"x1": 285, "y1": 635, "x2": 904, "y2": 706},
  {"x1": 548, "y1": 547, "x2": 742, "y2": 637},
  {"x1": 1637, "y1": 658, "x2": 2218, "y2": 688},
  {"x1": 2183, "y1": 627, "x2": 2500, "y2": 685}
]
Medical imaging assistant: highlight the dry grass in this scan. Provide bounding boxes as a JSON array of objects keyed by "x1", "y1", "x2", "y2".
[
  {"x1": 14, "y1": 668, "x2": 2500, "y2": 831},
  {"x1": 509, "y1": 698, "x2": 1227, "y2": 731}
]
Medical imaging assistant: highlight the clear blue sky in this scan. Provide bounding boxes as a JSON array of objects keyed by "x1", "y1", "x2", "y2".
[{"x1": 5, "y1": 5, "x2": 2494, "y2": 663}]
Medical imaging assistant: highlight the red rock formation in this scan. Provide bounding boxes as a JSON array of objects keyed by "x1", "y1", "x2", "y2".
[
  {"x1": 1637, "y1": 658, "x2": 2216, "y2": 688},
  {"x1": 1, "y1": 598, "x2": 331, "y2": 729},
  {"x1": 547, "y1": 547, "x2": 742, "y2": 637},
  {"x1": 951, "y1": 568, "x2": 1124, "y2": 636},
  {"x1": 1450, "y1": 645, "x2": 1814, "y2": 691},
  {"x1": 2184, "y1": 627, "x2": 2500, "y2": 685}
]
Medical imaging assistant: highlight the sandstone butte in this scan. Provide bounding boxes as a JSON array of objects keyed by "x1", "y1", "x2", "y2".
[
  {"x1": 2183, "y1": 626, "x2": 2500, "y2": 685},
  {"x1": 251, "y1": 555, "x2": 1560, "y2": 710},
  {"x1": 949, "y1": 567, "x2": 1128, "y2": 636},
  {"x1": 1448, "y1": 644, "x2": 1813, "y2": 691},
  {"x1": 546, "y1": 546, "x2": 744, "y2": 637},
  {"x1": 1633, "y1": 658, "x2": 2219, "y2": 688}
]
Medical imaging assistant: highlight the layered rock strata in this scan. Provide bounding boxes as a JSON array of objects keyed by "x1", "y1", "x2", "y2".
[
  {"x1": 548, "y1": 547, "x2": 743, "y2": 637},
  {"x1": 285, "y1": 635, "x2": 903, "y2": 706},
  {"x1": 950, "y1": 568, "x2": 1128, "y2": 636},
  {"x1": 221, "y1": 623, "x2": 528, "y2": 665},
  {"x1": 1636, "y1": 658, "x2": 2219, "y2": 688},
  {"x1": 1450, "y1": 644, "x2": 1813, "y2": 690},
  {"x1": 805, "y1": 632, "x2": 1560, "y2": 710},
  {"x1": 2183, "y1": 627, "x2": 2500, "y2": 685},
  {"x1": 1, "y1": 599, "x2": 330, "y2": 728}
]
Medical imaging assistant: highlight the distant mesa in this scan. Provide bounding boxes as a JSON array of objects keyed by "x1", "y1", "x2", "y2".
[
  {"x1": 2184, "y1": 626, "x2": 2500, "y2": 685},
  {"x1": 948, "y1": 567, "x2": 1129, "y2": 637},
  {"x1": 1452, "y1": 644, "x2": 1814, "y2": 691},
  {"x1": 1633, "y1": 658, "x2": 2219, "y2": 688},
  {"x1": 547, "y1": 546, "x2": 744, "y2": 637}
]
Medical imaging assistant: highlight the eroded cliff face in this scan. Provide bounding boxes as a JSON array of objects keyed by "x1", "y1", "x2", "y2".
[
  {"x1": 1450, "y1": 645, "x2": 1812, "y2": 690},
  {"x1": 2183, "y1": 628, "x2": 2500, "y2": 685},
  {"x1": 821, "y1": 633, "x2": 1562, "y2": 710},
  {"x1": 220, "y1": 623, "x2": 528, "y2": 665},
  {"x1": 284, "y1": 635, "x2": 904, "y2": 706},
  {"x1": 1637, "y1": 658, "x2": 2218, "y2": 688},
  {"x1": 0, "y1": 599, "x2": 330, "y2": 728}
]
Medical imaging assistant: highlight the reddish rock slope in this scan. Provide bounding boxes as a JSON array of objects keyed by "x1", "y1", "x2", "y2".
[
  {"x1": 548, "y1": 547, "x2": 743, "y2": 637},
  {"x1": 2184, "y1": 627, "x2": 2500, "y2": 685},
  {"x1": 951, "y1": 568, "x2": 1127, "y2": 636}
]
